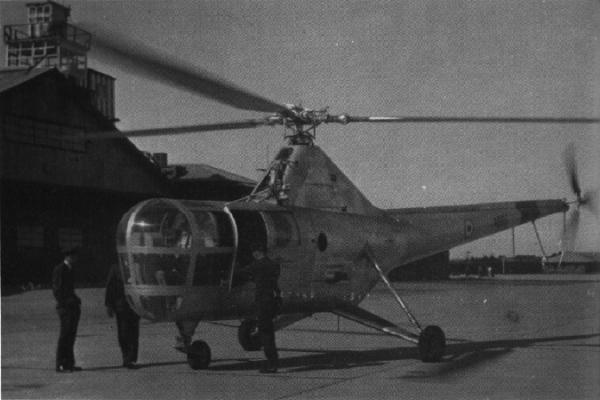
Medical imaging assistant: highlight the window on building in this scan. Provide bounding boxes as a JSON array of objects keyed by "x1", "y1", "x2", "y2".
[
  {"x1": 28, "y1": 5, "x2": 51, "y2": 24},
  {"x1": 58, "y1": 228, "x2": 83, "y2": 250},
  {"x1": 16, "y1": 226, "x2": 44, "y2": 248},
  {"x1": 3, "y1": 115, "x2": 86, "y2": 152}
]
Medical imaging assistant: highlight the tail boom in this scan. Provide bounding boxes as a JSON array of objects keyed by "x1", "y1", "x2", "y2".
[{"x1": 387, "y1": 199, "x2": 568, "y2": 263}]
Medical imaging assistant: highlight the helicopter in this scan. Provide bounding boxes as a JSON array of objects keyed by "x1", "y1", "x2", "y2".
[{"x1": 92, "y1": 32, "x2": 600, "y2": 370}]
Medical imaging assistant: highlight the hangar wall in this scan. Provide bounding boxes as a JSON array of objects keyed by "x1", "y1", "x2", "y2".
[
  {"x1": 1, "y1": 70, "x2": 166, "y2": 193},
  {"x1": 0, "y1": 69, "x2": 255, "y2": 288},
  {"x1": 1, "y1": 2, "x2": 255, "y2": 289},
  {"x1": 1, "y1": 69, "x2": 171, "y2": 287}
]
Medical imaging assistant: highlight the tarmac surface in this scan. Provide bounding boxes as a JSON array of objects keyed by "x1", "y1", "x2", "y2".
[{"x1": 2, "y1": 276, "x2": 600, "y2": 399}]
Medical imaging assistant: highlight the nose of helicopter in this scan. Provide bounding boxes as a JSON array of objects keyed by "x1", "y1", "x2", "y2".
[
  {"x1": 115, "y1": 198, "x2": 192, "y2": 319},
  {"x1": 115, "y1": 198, "x2": 236, "y2": 321}
]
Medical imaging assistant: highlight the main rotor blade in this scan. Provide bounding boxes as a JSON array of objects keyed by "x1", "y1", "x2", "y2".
[
  {"x1": 83, "y1": 120, "x2": 271, "y2": 140},
  {"x1": 327, "y1": 116, "x2": 600, "y2": 124},
  {"x1": 89, "y1": 27, "x2": 285, "y2": 113}
]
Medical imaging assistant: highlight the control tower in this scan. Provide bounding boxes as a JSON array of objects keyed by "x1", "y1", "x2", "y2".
[
  {"x1": 3, "y1": 1, "x2": 91, "y2": 72},
  {"x1": 3, "y1": 1, "x2": 115, "y2": 120}
]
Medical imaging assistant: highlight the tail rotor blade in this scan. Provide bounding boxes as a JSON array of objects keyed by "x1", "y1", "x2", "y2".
[
  {"x1": 559, "y1": 143, "x2": 599, "y2": 251},
  {"x1": 562, "y1": 208, "x2": 580, "y2": 251},
  {"x1": 583, "y1": 189, "x2": 599, "y2": 215},
  {"x1": 563, "y1": 142, "x2": 582, "y2": 200}
]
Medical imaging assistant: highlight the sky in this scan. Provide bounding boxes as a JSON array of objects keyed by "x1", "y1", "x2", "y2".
[{"x1": 1, "y1": 0, "x2": 599, "y2": 257}]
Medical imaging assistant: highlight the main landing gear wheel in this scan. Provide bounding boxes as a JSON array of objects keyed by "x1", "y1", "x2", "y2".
[
  {"x1": 186, "y1": 340, "x2": 211, "y2": 370},
  {"x1": 238, "y1": 319, "x2": 262, "y2": 351},
  {"x1": 418, "y1": 325, "x2": 446, "y2": 362}
]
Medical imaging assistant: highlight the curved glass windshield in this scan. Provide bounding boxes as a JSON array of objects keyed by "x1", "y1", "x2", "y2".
[
  {"x1": 119, "y1": 199, "x2": 193, "y2": 286},
  {"x1": 189, "y1": 210, "x2": 235, "y2": 287},
  {"x1": 118, "y1": 200, "x2": 237, "y2": 288},
  {"x1": 131, "y1": 200, "x2": 192, "y2": 249},
  {"x1": 116, "y1": 199, "x2": 242, "y2": 321},
  {"x1": 192, "y1": 211, "x2": 217, "y2": 247}
]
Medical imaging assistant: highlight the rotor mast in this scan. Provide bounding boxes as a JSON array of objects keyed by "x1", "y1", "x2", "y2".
[{"x1": 279, "y1": 104, "x2": 328, "y2": 145}]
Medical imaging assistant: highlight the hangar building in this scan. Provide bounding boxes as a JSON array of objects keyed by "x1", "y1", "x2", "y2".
[{"x1": 1, "y1": 2, "x2": 254, "y2": 288}]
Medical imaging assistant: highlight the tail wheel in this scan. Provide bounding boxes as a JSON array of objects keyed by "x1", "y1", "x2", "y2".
[
  {"x1": 238, "y1": 319, "x2": 262, "y2": 351},
  {"x1": 187, "y1": 340, "x2": 211, "y2": 370},
  {"x1": 418, "y1": 325, "x2": 446, "y2": 362}
]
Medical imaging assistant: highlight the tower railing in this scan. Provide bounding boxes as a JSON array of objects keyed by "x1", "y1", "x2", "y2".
[{"x1": 3, "y1": 23, "x2": 91, "y2": 51}]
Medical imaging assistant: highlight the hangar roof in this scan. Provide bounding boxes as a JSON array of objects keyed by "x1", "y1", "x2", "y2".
[
  {"x1": 0, "y1": 68, "x2": 53, "y2": 93},
  {"x1": 1, "y1": 67, "x2": 254, "y2": 195},
  {"x1": 166, "y1": 163, "x2": 255, "y2": 185},
  {"x1": 0, "y1": 67, "x2": 171, "y2": 193}
]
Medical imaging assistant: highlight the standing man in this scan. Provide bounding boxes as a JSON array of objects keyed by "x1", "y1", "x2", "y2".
[
  {"x1": 52, "y1": 248, "x2": 82, "y2": 373},
  {"x1": 105, "y1": 263, "x2": 140, "y2": 369},
  {"x1": 245, "y1": 243, "x2": 281, "y2": 373}
]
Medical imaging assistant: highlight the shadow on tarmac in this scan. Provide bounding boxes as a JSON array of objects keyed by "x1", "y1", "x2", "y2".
[
  {"x1": 207, "y1": 332, "x2": 600, "y2": 375},
  {"x1": 83, "y1": 360, "x2": 189, "y2": 371},
  {"x1": 6, "y1": 333, "x2": 594, "y2": 375},
  {"x1": 2, "y1": 383, "x2": 48, "y2": 393}
]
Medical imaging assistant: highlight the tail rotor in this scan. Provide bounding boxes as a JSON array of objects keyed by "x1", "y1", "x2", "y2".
[{"x1": 560, "y1": 143, "x2": 599, "y2": 252}]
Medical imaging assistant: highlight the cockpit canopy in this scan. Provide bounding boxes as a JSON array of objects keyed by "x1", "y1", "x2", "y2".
[
  {"x1": 116, "y1": 198, "x2": 301, "y2": 320},
  {"x1": 117, "y1": 199, "x2": 235, "y2": 288}
]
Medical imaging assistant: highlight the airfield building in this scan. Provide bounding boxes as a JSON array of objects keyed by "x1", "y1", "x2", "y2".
[
  {"x1": 544, "y1": 252, "x2": 600, "y2": 274},
  {"x1": 1, "y1": 2, "x2": 254, "y2": 289}
]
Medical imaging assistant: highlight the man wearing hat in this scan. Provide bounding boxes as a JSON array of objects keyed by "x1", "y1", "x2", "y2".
[
  {"x1": 52, "y1": 248, "x2": 83, "y2": 372},
  {"x1": 244, "y1": 242, "x2": 281, "y2": 373}
]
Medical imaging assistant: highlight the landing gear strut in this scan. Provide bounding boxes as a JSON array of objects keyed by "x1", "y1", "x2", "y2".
[
  {"x1": 174, "y1": 320, "x2": 212, "y2": 369},
  {"x1": 364, "y1": 245, "x2": 446, "y2": 362}
]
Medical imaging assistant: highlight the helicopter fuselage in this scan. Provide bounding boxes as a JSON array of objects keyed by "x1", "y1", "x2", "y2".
[
  {"x1": 117, "y1": 198, "x2": 404, "y2": 322},
  {"x1": 117, "y1": 196, "x2": 566, "y2": 323},
  {"x1": 116, "y1": 144, "x2": 567, "y2": 324}
]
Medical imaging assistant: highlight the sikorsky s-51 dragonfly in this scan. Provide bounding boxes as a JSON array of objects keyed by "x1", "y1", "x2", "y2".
[{"x1": 93, "y1": 34, "x2": 599, "y2": 370}]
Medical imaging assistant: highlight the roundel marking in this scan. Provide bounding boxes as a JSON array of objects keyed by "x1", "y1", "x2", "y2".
[
  {"x1": 317, "y1": 232, "x2": 328, "y2": 252},
  {"x1": 464, "y1": 220, "x2": 474, "y2": 239}
]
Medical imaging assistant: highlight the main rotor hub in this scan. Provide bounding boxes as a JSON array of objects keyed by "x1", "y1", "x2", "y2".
[{"x1": 279, "y1": 104, "x2": 330, "y2": 145}]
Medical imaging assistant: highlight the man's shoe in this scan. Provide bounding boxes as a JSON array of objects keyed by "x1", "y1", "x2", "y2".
[
  {"x1": 56, "y1": 366, "x2": 73, "y2": 373},
  {"x1": 124, "y1": 362, "x2": 140, "y2": 370},
  {"x1": 70, "y1": 366, "x2": 83, "y2": 372}
]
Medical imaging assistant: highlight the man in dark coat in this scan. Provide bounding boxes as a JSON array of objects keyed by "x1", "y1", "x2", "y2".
[
  {"x1": 52, "y1": 248, "x2": 82, "y2": 372},
  {"x1": 245, "y1": 243, "x2": 281, "y2": 373},
  {"x1": 105, "y1": 263, "x2": 140, "y2": 369}
]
